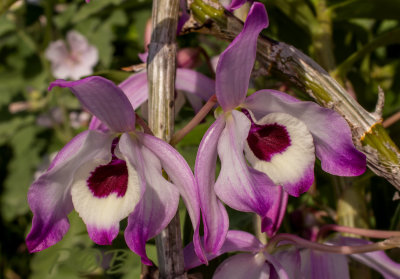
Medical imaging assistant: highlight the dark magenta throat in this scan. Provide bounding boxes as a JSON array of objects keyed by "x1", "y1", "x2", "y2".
[
  {"x1": 243, "y1": 110, "x2": 291, "y2": 162},
  {"x1": 87, "y1": 138, "x2": 128, "y2": 198}
]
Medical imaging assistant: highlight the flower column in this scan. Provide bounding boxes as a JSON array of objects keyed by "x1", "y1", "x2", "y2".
[{"x1": 147, "y1": 0, "x2": 186, "y2": 278}]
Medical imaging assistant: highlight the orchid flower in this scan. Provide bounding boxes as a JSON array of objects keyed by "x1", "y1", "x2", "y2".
[
  {"x1": 185, "y1": 231, "x2": 302, "y2": 279},
  {"x1": 184, "y1": 231, "x2": 400, "y2": 279},
  {"x1": 26, "y1": 76, "x2": 205, "y2": 265},
  {"x1": 45, "y1": 31, "x2": 98, "y2": 80},
  {"x1": 195, "y1": 2, "x2": 366, "y2": 254}
]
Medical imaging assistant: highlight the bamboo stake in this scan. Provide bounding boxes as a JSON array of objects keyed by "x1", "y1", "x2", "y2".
[{"x1": 147, "y1": 0, "x2": 187, "y2": 278}]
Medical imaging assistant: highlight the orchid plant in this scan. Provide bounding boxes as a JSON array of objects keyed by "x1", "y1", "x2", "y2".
[{"x1": 2, "y1": 0, "x2": 396, "y2": 278}]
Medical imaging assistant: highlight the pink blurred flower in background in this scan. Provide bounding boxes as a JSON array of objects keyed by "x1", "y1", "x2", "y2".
[{"x1": 45, "y1": 31, "x2": 98, "y2": 80}]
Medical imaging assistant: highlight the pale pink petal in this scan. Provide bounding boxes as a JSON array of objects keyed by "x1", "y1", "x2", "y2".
[
  {"x1": 195, "y1": 116, "x2": 229, "y2": 254},
  {"x1": 184, "y1": 230, "x2": 263, "y2": 270},
  {"x1": 139, "y1": 132, "x2": 207, "y2": 263},
  {"x1": 120, "y1": 134, "x2": 179, "y2": 265},
  {"x1": 300, "y1": 249, "x2": 350, "y2": 279},
  {"x1": 176, "y1": 68, "x2": 215, "y2": 101},
  {"x1": 213, "y1": 253, "x2": 271, "y2": 279},
  {"x1": 215, "y1": 111, "x2": 276, "y2": 218}
]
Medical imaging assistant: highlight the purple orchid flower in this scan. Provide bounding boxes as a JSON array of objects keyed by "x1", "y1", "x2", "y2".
[
  {"x1": 195, "y1": 2, "x2": 366, "y2": 254},
  {"x1": 184, "y1": 230, "x2": 301, "y2": 278},
  {"x1": 26, "y1": 76, "x2": 206, "y2": 265},
  {"x1": 45, "y1": 31, "x2": 98, "y2": 80},
  {"x1": 185, "y1": 231, "x2": 400, "y2": 278}
]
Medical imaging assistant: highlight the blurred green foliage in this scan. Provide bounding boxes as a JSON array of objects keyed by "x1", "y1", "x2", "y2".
[{"x1": 0, "y1": 0, "x2": 399, "y2": 278}]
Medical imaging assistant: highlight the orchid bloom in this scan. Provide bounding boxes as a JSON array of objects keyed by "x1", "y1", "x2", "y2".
[
  {"x1": 26, "y1": 76, "x2": 205, "y2": 265},
  {"x1": 185, "y1": 231, "x2": 299, "y2": 278},
  {"x1": 45, "y1": 31, "x2": 98, "y2": 80},
  {"x1": 195, "y1": 2, "x2": 366, "y2": 254},
  {"x1": 184, "y1": 231, "x2": 400, "y2": 279}
]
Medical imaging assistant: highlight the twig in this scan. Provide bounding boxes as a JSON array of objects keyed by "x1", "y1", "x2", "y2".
[
  {"x1": 318, "y1": 224, "x2": 400, "y2": 240},
  {"x1": 383, "y1": 111, "x2": 400, "y2": 128},
  {"x1": 266, "y1": 233, "x2": 400, "y2": 255},
  {"x1": 170, "y1": 94, "x2": 217, "y2": 145}
]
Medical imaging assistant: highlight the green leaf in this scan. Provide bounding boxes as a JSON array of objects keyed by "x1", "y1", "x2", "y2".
[
  {"x1": 1, "y1": 125, "x2": 43, "y2": 220},
  {"x1": 72, "y1": 0, "x2": 122, "y2": 24},
  {"x1": 0, "y1": 15, "x2": 15, "y2": 37},
  {"x1": 332, "y1": 0, "x2": 400, "y2": 20}
]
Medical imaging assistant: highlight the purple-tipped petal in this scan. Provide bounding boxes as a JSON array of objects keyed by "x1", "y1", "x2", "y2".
[
  {"x1": 300, "y1": 249, "x2": 350, "y2": 279},
  {"x1": 49, "y1": 76, "x2": 136, "y2": 132},
  {"x1": 215, "y1": 111, "x2": 276, "y2": 218},
  {"x1": 216, "y1": 2, "x2": 268, "y2": 110},
  {"x1": 120, "y1": 134, "x2": 180, "y2": 265},
  {"x1": 70, "y1": 133, "x2": 141, "y2": 245},
  {"x1": 119, "y1": 72, "x2": 149, "y2": 110},
  {"x1": 195, "y1": 116, "x2": 229, "y2": 254},
  {"x1": 262, "y1": 188, "x2": 288, "y2": 237},
  {"x1": 228, "y1": 0, "x2": 248, "y2": 10},
  {"x1": 243, "y1": 110, "x2": 315, "y2": 197},
  {"x1": 139, "y1": 132, "x2": 206, "y2": 264},
  {"x1": 213, "y1": 253, "x2": 271, "y2": 279},
  {"x1": 26, "y1": 130, "x2": 113, "y2": 252},
  {"x1": 184, "y1": 230, "x2": 263, "y2": 270},
  {"x1": 244, "y1": 90, "x2": 366, "y2": 176},
  {"x1": 176, "y1": 68, "x2": 215, "y2": 101},
  {"x1": 331, "y1": 237, "x2": 400, "y2": 278}
]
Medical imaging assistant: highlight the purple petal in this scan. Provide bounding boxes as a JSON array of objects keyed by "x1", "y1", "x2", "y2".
[
  {"x1": 213, "y1": 253, "x2": 271, "y2": 279},
  {"x1": 49, "y1": 76, "x2": 136, "y2": 132},
  {"x1": 184, "y1": 230, "x2": 263, "y2": 270},
  {"x1": 119, "y1": 72, "x2": 149, "y2": 110},
  {"x1": 228, "y1": 0, "x2": 249, "y2": 11},
  {"x1": 139, "y1": 132, "x2": 207, "y2": 264},
  {"x1": 26, "y1": 130, "x2": 113, "y2": 252},
  {"x1": 263, "y1": 252, "x2": 290, "y2": 279},
  {"x1": 176, "y1": 68, "x2": 215, "y2": 101},
  {"x1": 138, "y1": 52, "x2": 148, "y2": 63},
  {"x1": 215, "y1": 111, "x2": 276, "y2": 219},
  {"x1": 184, "y1": 92, "x2": 203, "y2": 113},
  {"x1": 195, "y1": 116, "x2": 229, "y2": 254},
  {"x1": 120, "y1": 134, "x2": 180, "y2": 265},
  {"x1": 300, "y1": 249, "x2": 350, "y2": 279},
  {"x1": 244, "y1": 90, "x2": 366, "y2": 176},
  {"x1": 88, "y1": 116, "x2": 109, "y2": 132},
  {"x1": 216, "y1": 2, "x2": 268, "y2": 110},
  {"x1": 331, "y1": 237, "x2": 400, "y2": 278},
  {"x1": 262, "y1": 188, "x2": 288, "y2": 237},
  {"x1": 269, "y1": 248, "x2": 301, "y2": 279}
]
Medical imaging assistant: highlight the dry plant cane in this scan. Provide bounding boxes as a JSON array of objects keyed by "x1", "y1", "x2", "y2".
[{"x1": 147, "y1": 0, "x2": 187, "y2": 278}]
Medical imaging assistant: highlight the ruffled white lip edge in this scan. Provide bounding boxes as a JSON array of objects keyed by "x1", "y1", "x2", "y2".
[{"x1": 244, "y1": 111, "x2": 315, "y2": 187}]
